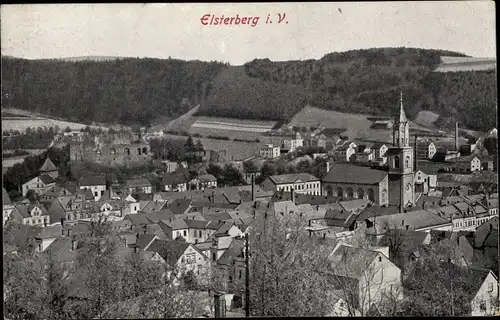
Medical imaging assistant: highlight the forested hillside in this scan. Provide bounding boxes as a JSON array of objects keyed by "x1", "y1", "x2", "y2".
[
  {"x1": 2, "y1": 48, "x2": 496, "y2": 131},
  {"x1": 1, "y1": 57, "x2": 227, "y2": 126},
  {"x1": 230, "y1": 47, "x2": 496, "y2": 131}
]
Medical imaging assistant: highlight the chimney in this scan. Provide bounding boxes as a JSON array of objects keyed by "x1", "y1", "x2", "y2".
[
  {"x1": 455, "y1": 122, "x2": 459, "y2": 151},
  {"x1": 326, "y1": 161, "x2": 330, "y2": 173},
  {"x1": 251, "y1": 174, "x2": 256, "y2": 202},
  {"x1": 291, "y1": 188, "x2": 295, "y2": 204},
  {"x1": 71, "y1": 240, "x2": 77, "y2": 251},
  {"x1": 211, "y1": 191, "x2": 215, "y2": 204}
]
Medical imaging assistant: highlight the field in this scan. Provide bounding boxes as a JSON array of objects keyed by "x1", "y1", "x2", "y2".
[
  {"x1": 189, "y1": 116, "x2": 276, "y2": 140},
  {"x1": 413, "y1": 111, "x2": 440, "y2": 128},
  {"x1": 161, "y1": 134, "x2": 260, "y2": 161},
  {"x1": 1, "y1": 108, "x2": 110, "y2": 132},
  {"x1": 288, "y1": 106, "x2": 437, "y2": 143},
  {"x1": 161, "y1": 104, "x2": 201, "y2": 133},
  {"x1": 435, "y1": 56, "x2": 496, "y2": 72}
]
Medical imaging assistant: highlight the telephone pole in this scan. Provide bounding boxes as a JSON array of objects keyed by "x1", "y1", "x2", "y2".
[{"x1": 245, "y1": 232, "x2": 250, "y2": 317}]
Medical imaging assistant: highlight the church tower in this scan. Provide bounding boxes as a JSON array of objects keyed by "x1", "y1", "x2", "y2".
[{"x1": 387, "y1": 92, "x2": 415, "y2": 211}]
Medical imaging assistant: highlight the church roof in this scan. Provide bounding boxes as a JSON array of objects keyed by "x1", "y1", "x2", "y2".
[
  {"x1": 395, "y1": 91, "x2": 408, "y2": 124},
  {"x1": 323, "y1": 164, "x2": 388, "y2": 185},
  {"x1": 40, "y1": 157, "x2": 58, "y2": 172}
]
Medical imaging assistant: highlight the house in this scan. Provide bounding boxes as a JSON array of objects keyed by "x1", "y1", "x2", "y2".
[
  {"x1": 126, "y1": 178, "x2": 153, "y2": 194},
  {"x1": 160, "y1": 160, "x2": 180, "y2": 173},
  {"x1": 470, "y1": 267, "x2": 499, "y2": 316},
  {"x1": 22, "y1": 174, "x2": 56, "y2": 197},
  {"x1": 78, "y1": 175, "x2": 107, "y2": 201},
  {"x1": 10, "y1": 203, "x2": 51, "y2": 226},
  {"x1": 322, "y1": 163, "x2": 389, "y2": 205},
  {"x1": 3, "y1": 188, "x2": 15, "y2": 225},
  {"x1": 162, "y1": 171, "x2": 189, "y2": 192},
  {"x1": 355, "y1": 148, "x2": 375, "y2": 163},
  {"x1": 413, "y1": 170, "x2": 437, "y2": 194},
  {"x1": 145, "y1": 239, "x2": 210, "y2": 285},
  {"x1": 333, "y1": 144, "x2": 356, "y2": 162},
  {"x1": 35, "y1": 225, "x2": 64, "y2": 252},
  {"x1": 416, "y1": 141, "x2": 437, "y2": 160},
  {"x1": 259, "y1": 144, "x2": 280, "y2": 159},
  {"x1": 261, "y1": 173, "x2": 322, "y2": 196},
  {"x1": 39, "y1": 157, "x2": 59, "y2": 179},
  {"x1": 453, "y1": 156, "x2": 481, "y2": 173},
  {"x1": 371, "y1": 143, "x2": 389, "y2": 159},
  {"x1": 282, "y1": 132, "x2": 304, "y2": 152},
  {"x1": 197, "y1": 174, "x2": 218, "y2": 189},
  {"x1": 328, "y1": 244, "x2": 403, "y2": 314}
]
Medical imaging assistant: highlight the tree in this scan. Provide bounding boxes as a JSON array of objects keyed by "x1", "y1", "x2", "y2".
[
  {"x1": 243, "y1": 160, "x2": 260, "y2": 174},
  {"x1": 260, "y1": 162, "x2": 277, "y2": 179},
  {"x1": 248, "y1": 212, "x2": 336, "y2": 316},
  {"x1": 64, "y1": 126, "x2": 72, "y2": 133},
  {"x1": 296, "y1": 159, "x2": 311, "y2": 173},
  {"x1": 400, "y1": 245, "x2": 489, "y2": 316}
]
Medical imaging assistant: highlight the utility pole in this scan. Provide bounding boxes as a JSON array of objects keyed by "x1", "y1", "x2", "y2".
[{"x1": 245, "y1": 232, "x2": 250, "y2": 318}]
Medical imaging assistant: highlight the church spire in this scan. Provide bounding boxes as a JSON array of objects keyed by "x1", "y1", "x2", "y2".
[{"x1": 397, "y1": 90, "x2": 408, "y2": 124}]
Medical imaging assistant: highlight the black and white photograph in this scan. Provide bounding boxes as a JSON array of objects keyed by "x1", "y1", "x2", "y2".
[{"x1": 1, "y1": 2, "x2": 498, "y2": 318}]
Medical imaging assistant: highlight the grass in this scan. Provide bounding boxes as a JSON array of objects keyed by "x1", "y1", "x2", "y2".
[{"x1": 161, "y1": 134, "x2": 261, "y2": 161}]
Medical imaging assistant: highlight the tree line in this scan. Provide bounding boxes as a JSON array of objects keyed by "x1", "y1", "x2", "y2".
[
  {"x1": 1, "y1": 57, "x2": 227, "y2": 127},
  {"x1": 3, "y1": 126, "x2": 58, "y2": 150}
]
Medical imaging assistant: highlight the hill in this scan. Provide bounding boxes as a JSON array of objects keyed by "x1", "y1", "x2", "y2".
[
  {"x1": 197, "y1": 65, "x2": 307, "y2": 120},
  {"x1": 1, "y1": 48, "x2": 497, "y2": 132},
  {"x1": 230, "y1": 47, "x2": 496, "y2": 131},
  {"x1": 1, "y1": 56, "x2": 227, "y2": 126}
]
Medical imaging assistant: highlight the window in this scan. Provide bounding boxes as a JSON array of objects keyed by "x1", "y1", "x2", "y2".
[
  {"x1": 378, "y1": 256, "x2": 382, "y2": 262},
  {"x1": 183, "y1": 230, "x2": 187, "y2": 237},
  {"x1": 405, "y1": 156, "x2": 411, "y2": 168},
  {"x1": 488, "y1": 283, "x2": 493, "y2": 292},
  {"x1": 94, "y1": 191, "x2": 98, "y2": 197},
  {"x1": 212, "y1": 252, "x2": 217, "y2": 261},
  {"x1": 480, "y1": 301, "x2": 486, "y2": 312},
  {"x1": 394, "y1": 156, "x2": 400, "y2": 169},
  {"x1": 199, "y1": 230, "x2": 202, "y2": 238},
  {"x1": 239, "y1": 270, "x2": 243, "y2": 279}
]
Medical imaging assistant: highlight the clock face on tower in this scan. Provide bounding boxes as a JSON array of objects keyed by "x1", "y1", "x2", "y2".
[{"x1": 406, "y1": 183, "x2": 412, "y2": 192}]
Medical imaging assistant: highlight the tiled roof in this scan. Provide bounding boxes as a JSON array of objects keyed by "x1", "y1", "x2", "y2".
[
  {"x1": 78, "y1": 175, "x2": 106, "y2": 186},
  {"x1": 169, "y1": 198, "x2": 192, "y2": 215},
  {"x1": 3, "y1": 188, "x2": 12, "y2": 206},
  {"x1": 40, "y1": 157, "x2": 58, "y2": 172},
  {"x1": 39, "y1": 174, "x2": 56, "y2": 185},
  {"x1": 375, "y1": 209, "x2": 451, "y2": 230},
  {"x1": 198, "y1": 174, "x2": 217, "y2": 182},
  {"x1": 126, "y1": 178, "x2": 152, "y2": 188},
  {"x1": 323, "y1": 164, "x2": 388, "y2": 185},
  {"x1": 133, "y1": 234, "x2": 158, "y2": 250},
  {"x1": 330, "y1": 245, "x2": 380, "y2": 279},
  {"x1": 162, "y1": 172, "x2": 189, "y2": 186},
  {"x1": 269, "y1": 173, "x2": 320, "y2": 185},
  {"x1": 145, "y1": 239, "x2": 190, "y2": 267}
]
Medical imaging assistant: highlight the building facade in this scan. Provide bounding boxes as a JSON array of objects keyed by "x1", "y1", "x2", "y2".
[
  {"x1": 260, "y1": 144, "x2": 281, "y2": 159},
  {"x1": 386, "y1": 93, "x2": 415, "y2": 210},
  {"x1": 69, "y1": 133, "x2": 152, "y2": 167}
]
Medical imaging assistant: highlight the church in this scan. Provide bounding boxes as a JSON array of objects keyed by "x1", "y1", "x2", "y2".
[{"x1": 322, "y1": 92, "x2": 415, "y2": 211}]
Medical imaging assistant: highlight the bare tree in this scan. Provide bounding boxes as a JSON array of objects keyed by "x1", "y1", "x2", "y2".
[{"x1": 247, "y1": 212, "x2": 336, "y2": 317}]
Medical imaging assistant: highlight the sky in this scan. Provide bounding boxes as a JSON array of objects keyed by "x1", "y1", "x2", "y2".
[{"x1": 1, "y1": 2, "x2": 496, "y2": 65}]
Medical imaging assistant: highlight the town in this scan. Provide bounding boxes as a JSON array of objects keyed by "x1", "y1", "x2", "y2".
[
  {"x1": 3, "y1": 93, "x2": 499, "y2": 317},
  {"x1": 2, "y1": 3, "x2": 498, "y2": 319}
]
